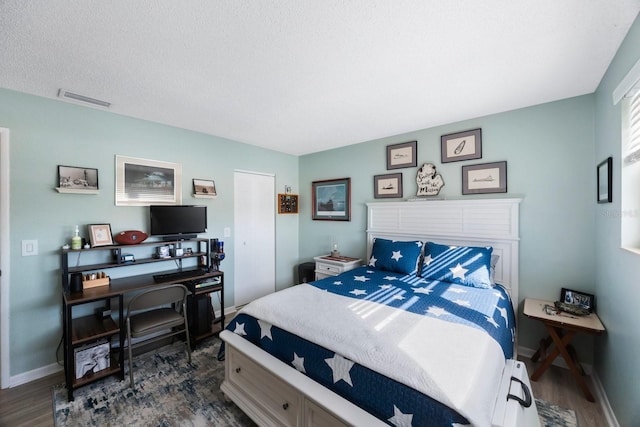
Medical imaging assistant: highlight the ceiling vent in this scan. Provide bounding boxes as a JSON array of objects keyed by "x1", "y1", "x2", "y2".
[{"x1": 57, "y1": 89, "x2": 111, "y2": 108}]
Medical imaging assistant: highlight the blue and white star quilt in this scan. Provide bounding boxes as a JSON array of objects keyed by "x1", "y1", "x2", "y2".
[{"x1": 228, "y1": 266, "x2": 515, "y2": 427}]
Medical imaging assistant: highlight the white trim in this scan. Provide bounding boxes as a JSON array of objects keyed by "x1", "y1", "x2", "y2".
[
  {"x1": 232, "y1": 168, "x2": 275, "y2": 177},
  {"x1": 613, "y1": 55, "x2": 640, "y2": 105},
  {"x1": 8, "y1": 362, "x2": 63, "y2": 388},
  {"x1": 0, "y1": 128, "x2": 10, "y2": 389}
]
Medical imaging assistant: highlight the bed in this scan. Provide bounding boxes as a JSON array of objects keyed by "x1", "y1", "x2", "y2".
[{"x1": 220, "y1": 199, "x2": 539, "y2": 427}]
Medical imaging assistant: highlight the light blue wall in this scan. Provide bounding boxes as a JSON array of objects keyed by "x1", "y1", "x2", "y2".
[
  {"x1": 0, "y1": 88, "x2": 299, "y2": 376},
  {"x1": 594, "y1": 13, "x2": 640, "y2": 427},
  {"x1": 299, "y1": 95, "x2": 597, "y2": 358}
]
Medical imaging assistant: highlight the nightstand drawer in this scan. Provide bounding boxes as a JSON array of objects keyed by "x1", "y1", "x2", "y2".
[{"x1": 315, "y1": 262, "x2": 342, "y2": 275}]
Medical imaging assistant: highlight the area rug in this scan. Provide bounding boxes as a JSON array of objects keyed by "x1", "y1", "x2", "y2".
[
  {"x1": 536, "y1": 398, "x2": 579, "y2": 427},
  {"x1": 54, "y1": 338, "x2": 578, "y2": 426},
  {"x1": 53, "y1": 339, "x2": 256, "y2": 427}
]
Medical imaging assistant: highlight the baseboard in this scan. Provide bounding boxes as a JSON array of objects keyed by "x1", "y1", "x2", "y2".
[
  {"x1": 590, "y1": 369, "x2": 620, "y2": 427},
  {"x1": 8, "y1": 361, "x2": 63, "y2": 388},
  {"x1": 519, "y1": 345, "x2": 618, "y2": 427}
]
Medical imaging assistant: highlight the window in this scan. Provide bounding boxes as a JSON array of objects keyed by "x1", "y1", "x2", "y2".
[{"x1": 618, "y1": 61, "x2": 640, "y2": 251}]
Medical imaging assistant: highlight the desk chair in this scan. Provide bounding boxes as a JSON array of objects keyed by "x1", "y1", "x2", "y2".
[{"x1": 125, "y1": 284, "x2": 191, "y2": 387}]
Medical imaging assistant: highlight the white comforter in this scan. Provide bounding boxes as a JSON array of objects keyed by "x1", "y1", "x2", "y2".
[{"x1": 240, "y1": 283, "x2": 505, "y2": 427}]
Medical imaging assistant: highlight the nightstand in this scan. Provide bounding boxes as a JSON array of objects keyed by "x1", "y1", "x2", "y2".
[
  {"x1": 313, "y1": 255, "x2": 362, "y2": 280},
  {"x1": 523, "y1": 298, "x2": 605, "y2": 402}
]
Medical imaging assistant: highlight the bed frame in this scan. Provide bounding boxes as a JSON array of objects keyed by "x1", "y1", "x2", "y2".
[{"x1": 221, "y1": 198, "x2": 525, "y2": 427}]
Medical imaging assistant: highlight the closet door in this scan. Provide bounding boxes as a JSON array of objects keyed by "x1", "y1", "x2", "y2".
[{"x1": 233, "y1": 170, "x2": 275, "y2": 307}]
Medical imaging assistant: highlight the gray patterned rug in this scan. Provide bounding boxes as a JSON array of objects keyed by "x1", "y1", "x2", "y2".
[
  {"x1": 53, "y1": 338, "x2": 577, "y2": 426},
  {"x1": 53, "y1": 338, "x2": 255, "y2": 427}
]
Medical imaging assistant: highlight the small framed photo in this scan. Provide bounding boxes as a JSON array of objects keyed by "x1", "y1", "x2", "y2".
[
  {"x1": 441, "y1": 128, "x2": 482, "y2": 163},
  {"x1": 462, "y1": 161, "x2": 507, "y2": 195},
  {"x1": 597, "y1": 157, "x2": 612, "y2": 203},
  {"x1": 57, "y1": 165, "x2": 99, "y2": 191},
  {"x1": 88, "y1": 224, "x2": 113, "y2": 247},
  {"x1": 312, "y1": 178, "x2": 351, "y2": 221},
  {"x1": 374, "y1": 173, "x2": 403, "y2": 198},
  {"x1": 560, "y1": 287, "x2": 596, "y2": 313},
  {"x1": 193, "y1": 178, "x2": 217, "y2": 197},
  {"x1": 386, "y1": 141, "x2": 417, "y2": 170}
]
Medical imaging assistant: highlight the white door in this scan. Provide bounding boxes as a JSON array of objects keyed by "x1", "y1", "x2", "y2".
[{"x1": 233, "y1": 171, "x2": 275, "y2": 307}]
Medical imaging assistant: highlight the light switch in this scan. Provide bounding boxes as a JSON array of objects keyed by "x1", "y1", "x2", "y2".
[
  {"x1": 22, "y1": 239, "x2": 38, "y2": 256},
  {"x1": 223, "y1": 227, "x2": 231, "y2": 237}
]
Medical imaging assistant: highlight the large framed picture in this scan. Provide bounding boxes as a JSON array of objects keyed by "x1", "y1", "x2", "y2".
[
  {"x1": 57, "y1": 165, "x2": 99, "y2": 192},
  {"x1": 462, "y1": 161, "x2": 507, "y2": 195},
  {"x1": 374, "y1": 173, "x2": 403, "y2": 198},
  {"x1": 560, "y1": 287, "x2": 596, "y2": 313},
  {"x1": 386, "y1": 141, "x2": 417, "y2": 170},
  {"x1": 88, "y1": 224, "x2": 113, "y2": 247},
  {"x1": 441, "y1": 128, "x2": 482, "y2": 163},
  {"x1": 115, "y1": 155, "x2": 182, "y2": 206},
  {"x1": 597, "y1": 157, "x2": 612, "y2": 203},
  {"x1": 312, "y1": 178, "x2": 351, "y2": 221}
]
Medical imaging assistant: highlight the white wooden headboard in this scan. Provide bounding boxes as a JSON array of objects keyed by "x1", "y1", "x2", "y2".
[{"x1": 366, "y1": 199, "x2": 521, "y2": 312}]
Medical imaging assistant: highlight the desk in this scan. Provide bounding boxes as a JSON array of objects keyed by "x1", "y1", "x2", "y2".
[{"x1": 523, "y1": 298, "x2": 605, "y2": 402}]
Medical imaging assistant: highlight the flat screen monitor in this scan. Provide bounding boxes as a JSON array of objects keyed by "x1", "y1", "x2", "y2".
[{"x1": 149, "y1": 205, "x2": 207, "y2": 239}]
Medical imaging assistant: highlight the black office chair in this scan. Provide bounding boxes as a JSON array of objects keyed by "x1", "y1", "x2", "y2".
[{"x1": 125, "y1": 284, "x2": 191, "y2": 387}]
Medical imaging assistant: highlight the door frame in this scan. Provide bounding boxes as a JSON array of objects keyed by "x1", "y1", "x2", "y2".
[{"x1": 1, "y1": 127, "x2": 10, "y2": 388}]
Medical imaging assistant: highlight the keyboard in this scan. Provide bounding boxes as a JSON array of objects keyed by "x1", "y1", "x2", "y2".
[{"x1": 153, "y1": 268, "x2": 208, "y2": 283}]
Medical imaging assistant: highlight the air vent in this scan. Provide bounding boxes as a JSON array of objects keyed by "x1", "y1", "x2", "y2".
[{"x1": 57, "y1": 89, "x2": 111, "y2": 108}]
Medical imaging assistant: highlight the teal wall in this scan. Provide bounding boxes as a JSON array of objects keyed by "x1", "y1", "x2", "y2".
[
  {"x1": 0, "y1": 88, "x2": 299, "y2": 376},
  {"x1": 299, "y1": 95, "x2": 597, "y2": 360},
  {"x1": 594, "y1": 13, "x2": 640, "y2": 427}
]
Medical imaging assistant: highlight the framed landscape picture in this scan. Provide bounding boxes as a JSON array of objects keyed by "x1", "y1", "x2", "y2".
[
  {"x1": 312, "y1": 178, "x2": 351, "y2": 221},
  {"x1": 386, "y1": 141, "x2": 417, "y2": 170},
  {"x1": 115, "y1": 155, "x2": 182, "y2": 206},
  {"x1": 374, "y1": 173, "x2": 403, "y2": 198}
]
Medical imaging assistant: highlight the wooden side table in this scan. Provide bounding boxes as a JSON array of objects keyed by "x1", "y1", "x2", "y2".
[
  {"x1": 523, "y1": 298, "x2": 605, "y2": 402},
  {"x1": 313, "y1": 255, "x2": 361, "y2": 280}
]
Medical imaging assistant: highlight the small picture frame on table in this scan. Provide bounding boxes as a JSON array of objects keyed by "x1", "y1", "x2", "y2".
[
  {"x1": 560, "y1": 287, "x2": 596, "y2": 313},
  {"x1": 374, "y1": 173, "x2": 403, "y2": 198},
  {"x1": 88, "y1": 224, "x2": 113, "y2": 247}
]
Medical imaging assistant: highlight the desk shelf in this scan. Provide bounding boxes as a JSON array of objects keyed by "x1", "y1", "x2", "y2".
[{"x1": 61, "y1": 238, "x2": 220, "y2": 401}]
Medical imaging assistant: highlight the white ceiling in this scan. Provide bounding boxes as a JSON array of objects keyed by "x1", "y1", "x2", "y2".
[{"x1": 1, "y1": 1, "x2": 639, "y2": 155}]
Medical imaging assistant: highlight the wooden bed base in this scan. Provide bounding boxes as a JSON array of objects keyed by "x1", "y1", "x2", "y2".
[{"x1": 221, "y1": 199, "x2": 534, "y2": 427}]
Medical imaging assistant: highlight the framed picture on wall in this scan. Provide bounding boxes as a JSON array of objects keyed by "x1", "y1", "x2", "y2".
[
  {"x1": 312, "y1": 178, "x2": 351, "y2": 221},
  {"x1": 597, "y1": 157, "x2": 612, "y2": 203},
  {"x1": 115, "y1": 155, "x2": 182, "y2": 206},
  {"x1": 193, "y1": 178, "x2": 217, "y2": 198},
  {"x1": 462, "y1": 161, "x2": 507, "y2": 195},
  {"x1": 441, "y1": 128, "x2": 482, "y2": 163},
  {"x1": 374, "y1": 173, "x2": 403, "y2": 198},
  {"x1": 386, "y1": 141, "x2": 417, "y2": 170},
  {"x1": 56, "y1": 165, "x2": 99, "y2": 193}
]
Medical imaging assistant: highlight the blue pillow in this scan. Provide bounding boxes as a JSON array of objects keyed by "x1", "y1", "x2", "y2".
[
  {"x1": 368, "y1": 238, "x2": 423, "y2": 274},
  {"x1": 421, "y1": 242, "x2": 493, "y2": 288}
]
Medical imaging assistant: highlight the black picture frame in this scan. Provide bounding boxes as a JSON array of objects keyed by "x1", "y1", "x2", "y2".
[
  {"x1": 441, "y1": 128, "x2": 482, "y2": 163},
  {"x1": 312, "y1": 178, "x2": 351, "y2": 221},
  {"x1": 386, "y1": 141, "x2": 417, "y2": 170},
  {"x1": 374, "y1": 173, "x2": 403, "y2": 198},
  {"x1": 462, "y1": 161, "x2": 507, "y2": 195},
  {"x1": 560, "y1": 287, "x2": 596, "y2": 313},
  {"x1": 597, "y1": 157, "x2": 612, "y2": 203},
  {"x1": 57, "y1": 165, "x2": 99, "y2": 191}
]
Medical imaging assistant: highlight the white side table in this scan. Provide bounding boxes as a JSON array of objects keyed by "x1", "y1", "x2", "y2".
[{"x1": 313, "y1": 255, "x2": 362, "y2": 280}]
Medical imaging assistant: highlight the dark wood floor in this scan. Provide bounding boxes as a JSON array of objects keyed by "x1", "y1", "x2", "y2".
[{"x1": 0, "y1": 357, "x2": 610, "y2": 427}]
